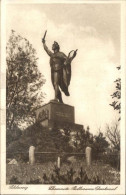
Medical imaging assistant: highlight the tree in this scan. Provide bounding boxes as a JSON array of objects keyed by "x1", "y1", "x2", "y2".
[
  {"x1": 110, "y1": 66, "x2": 121, "y2": 120},
  {"x1": 6, "y1": 30, "x2": 45, "y2": 131},
  {"x1": 93, "y1": 132, "x2": 109, "y2": 153},
  {"x1": 6, "y1": 124, "x2": 22, "y2": 146},
  {"x1": 92, "y1": 131, "x2": 109, "y2": 160},
  {"x1": 72, "y1": 126, "x2": 94, "y2": 152},
  {"x1": 106, "y1": 122, "x2": 120, "y2": 151}
]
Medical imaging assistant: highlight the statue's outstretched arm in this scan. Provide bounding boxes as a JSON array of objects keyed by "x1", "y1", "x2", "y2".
[
  {"x1": 66, "y1": 49, "x2": 78, "y2": 64},
  {"x1": 42, "y1": 30, "x2": 52, "y2": 57},
  {"x1": 69, "y1": 49, "x2": 78, "y2": 61},
  {"x1": 42, "y1": 39, "x2": 53, "y2": 57}
]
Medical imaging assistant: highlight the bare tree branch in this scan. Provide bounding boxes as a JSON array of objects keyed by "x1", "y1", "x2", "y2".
[{"x1": 106, "y1": 123, "x2": 120, "y2": 151}]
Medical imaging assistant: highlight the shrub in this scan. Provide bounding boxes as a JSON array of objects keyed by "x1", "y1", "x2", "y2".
[
  {"x1": 98, "y1": 152, "x2": 120, "y2": 171},
  {"x1": 9, "y1": 166, "x2": 106, "y2": 184}
]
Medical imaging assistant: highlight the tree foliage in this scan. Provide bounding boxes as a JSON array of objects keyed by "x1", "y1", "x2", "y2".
[
  {"x1": 106, "y1": 123, "x2": 120, "y2": 151},
  {"x1": 7, "y1": 121, "x2": 110, "y2": 163},
  {"x1": 6, "y1": 30, "x2": 45, "y2": 130},
  {"x1": 6, "y1": 122, "x2": 73, "y2": 162},
  {"x1": 110, "y1": 66, "x2": 121, "y2": 120},
  {"x1": 6, "y1": 124, "x2": 22, "y2": 146},
  {"x1": 93, "y1": 132, "x2": 109, "y2": 154},
  {"x1": 72, "y1": 126, "x2": 93, "y2": 152}
]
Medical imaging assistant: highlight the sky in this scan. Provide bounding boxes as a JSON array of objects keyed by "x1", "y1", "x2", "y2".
[{"x1": 6, "y1": 3, "x2": 121, "y2": 134}]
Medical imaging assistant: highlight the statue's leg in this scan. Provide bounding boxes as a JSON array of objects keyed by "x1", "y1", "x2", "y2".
[
  {"x1": 58, "y1": 90, "x2": 63, "y2": 103},
  {"x1": 53, "y1": 72, "x2": 60, "y2": 101}
]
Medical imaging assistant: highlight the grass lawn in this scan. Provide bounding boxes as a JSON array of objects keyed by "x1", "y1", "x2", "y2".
[{"x1": 6, "y1": 160, "x2": 120, "y2": 184}]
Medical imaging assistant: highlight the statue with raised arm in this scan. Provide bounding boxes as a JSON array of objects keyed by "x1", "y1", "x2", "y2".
[{"x1": 42, "y1": 31, "x2": 77, "y2": 103}]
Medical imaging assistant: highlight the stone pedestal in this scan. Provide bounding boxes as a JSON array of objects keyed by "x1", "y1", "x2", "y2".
[{"x1": 35, "y1": 100, "x2": 83, "y2": 131}]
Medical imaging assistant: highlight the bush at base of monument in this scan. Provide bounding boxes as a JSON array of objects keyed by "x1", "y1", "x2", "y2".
[{"x1": 6, "y1": 122, "x2": 73, "y2": 163}]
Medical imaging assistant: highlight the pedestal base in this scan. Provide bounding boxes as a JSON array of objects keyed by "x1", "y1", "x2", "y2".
[{"x1": 35, "y1": 100, "x2": 83, "y2": 131}]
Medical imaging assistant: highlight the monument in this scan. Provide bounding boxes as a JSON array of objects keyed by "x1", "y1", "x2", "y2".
[{"x1": 35, "y1": 31, "x2": 83, "y2": 131}]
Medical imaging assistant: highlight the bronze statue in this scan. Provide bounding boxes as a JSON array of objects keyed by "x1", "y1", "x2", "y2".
[{"x1": 42, "y1": 31, "x2": 77, "y2": 103}]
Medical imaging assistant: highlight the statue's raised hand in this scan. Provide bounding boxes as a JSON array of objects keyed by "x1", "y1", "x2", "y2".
[
  {"x1": 73, "y1": 49, "x2": 78, "y2": 57},
  {"x1": 42, "y1": 38, "x2": 45, "y2": 44},
  {"x1": 42, "y1": 30, "x2": 47, "y2": 44}
]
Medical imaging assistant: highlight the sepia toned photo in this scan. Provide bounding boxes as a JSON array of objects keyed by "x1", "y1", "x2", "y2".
[{"x1": 0, "y1": 0, "x2": 126, "y2": 194}]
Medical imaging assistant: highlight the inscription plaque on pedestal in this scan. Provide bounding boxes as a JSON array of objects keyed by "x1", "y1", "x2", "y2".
[{"x1": 35, "y1": 100, "x2": 83, "y2": 130}]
